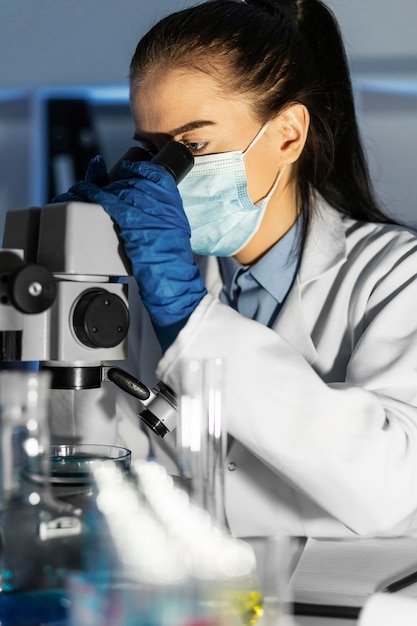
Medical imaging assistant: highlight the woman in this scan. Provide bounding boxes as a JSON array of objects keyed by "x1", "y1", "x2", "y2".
[{"x1": 59, "y1": 0, "x2": 417, "y2": 538}]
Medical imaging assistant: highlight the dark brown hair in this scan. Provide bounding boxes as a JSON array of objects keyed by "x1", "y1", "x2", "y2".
[{"x1": 130, "y1": 0, "x2": 393, "y2": 233}]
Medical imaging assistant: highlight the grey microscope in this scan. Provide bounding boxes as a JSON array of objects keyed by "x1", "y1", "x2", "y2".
[{"x1": 0, "y1": 142, "x2": 193, "y2": 441}]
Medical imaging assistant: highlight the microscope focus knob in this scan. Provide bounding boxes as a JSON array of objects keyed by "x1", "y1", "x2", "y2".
[
  {"x1": 9, "y1": 264, "x2": 57, "y2": 314},
  {"x1": 73, "y1": 288, "x2": 130, "y2": 349}
]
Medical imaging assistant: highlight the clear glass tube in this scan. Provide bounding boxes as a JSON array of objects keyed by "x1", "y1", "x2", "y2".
[
  {"x1": 177, "y1": 357, "x2": 227, "y2": 527},
  {"x1": 0, "y1": 370, "x2": 52, "y2": 508}
]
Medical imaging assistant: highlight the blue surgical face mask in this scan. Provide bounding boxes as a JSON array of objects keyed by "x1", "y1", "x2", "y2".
[{"x1": 178, "y1": 122, "x2": 286, "y2": 256}]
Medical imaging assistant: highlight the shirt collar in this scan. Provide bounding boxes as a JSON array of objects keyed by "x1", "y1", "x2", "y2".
[
  {"x1": 251, "y1": 218, "x2": 301, "y2": 298},
  {"x1": 219, "y1": 217, "x2": 301, "y2": 302}
]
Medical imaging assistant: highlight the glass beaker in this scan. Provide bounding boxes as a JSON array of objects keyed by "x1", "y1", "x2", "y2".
[{"x1": 27, "y1": 443, "x2": 131, "y2": 511}]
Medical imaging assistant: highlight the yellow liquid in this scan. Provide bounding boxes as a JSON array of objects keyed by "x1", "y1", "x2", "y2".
[
  {"x1": 208, "y1": 586, "x2": 264, "y2": 626},
  {"x1": 228, "y1": 588, "x2": 264, "y2": 625}
]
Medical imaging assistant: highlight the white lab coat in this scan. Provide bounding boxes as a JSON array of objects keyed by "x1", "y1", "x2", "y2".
[
  {"x1": 120, "y1": 195, "x2": 417, "y2": 539},
  {"x1": 114, "y1": 199, "x2": 417, "y2": 537}
]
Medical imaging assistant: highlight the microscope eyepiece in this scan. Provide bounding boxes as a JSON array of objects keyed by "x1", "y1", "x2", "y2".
[
  {"x1": 150, "y1": 141, "x2": 194, "y2": 184},
  {"x1": 107, "y1": 141, "x2": 194, "y2": 185}
]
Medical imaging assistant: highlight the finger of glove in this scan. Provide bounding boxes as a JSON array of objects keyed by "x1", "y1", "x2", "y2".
[
  {"x1": 101, "y1": 178, "x2": 190, "y2": 233},
  {"x1": 52, "y1": 190, "x2": 88, "y2": 204},
  {"x1": 85, "y1": 155, "x2": 108, "y2": 185},
  {"x1": 57, "y1": 181, "x2": 150, "y2": 232},
  {"x1": 65, "y1": 175, "x2": 189, "y2": 236},
  {"x1": 61, "y1": 181, "x2": 123, "y2": 217},
  {"x1": 118, "y1": 160, "x2": 179, "y2": 193}
]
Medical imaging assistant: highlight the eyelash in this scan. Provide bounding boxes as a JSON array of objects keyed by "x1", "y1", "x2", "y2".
[{"x1": 182, "y1": 141, "x2": 207, "y2": 154}]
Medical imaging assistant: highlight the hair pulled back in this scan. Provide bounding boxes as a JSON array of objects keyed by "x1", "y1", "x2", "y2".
[{"x1": 130, "y1": 0, "x2": 392, "y2": 228}]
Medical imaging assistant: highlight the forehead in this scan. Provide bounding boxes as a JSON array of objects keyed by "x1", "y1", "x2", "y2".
[{"x1": 130, "y1": 67, "x2": 254, "y2": 135}]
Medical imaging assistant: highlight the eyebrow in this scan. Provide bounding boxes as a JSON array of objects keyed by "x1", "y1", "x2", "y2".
[
  {"x1": 168, "y1": 120, "x2": 216, "y2": 136},
  {"x1": 134, "y1": 120, "x2": 216, "y2": 142}
]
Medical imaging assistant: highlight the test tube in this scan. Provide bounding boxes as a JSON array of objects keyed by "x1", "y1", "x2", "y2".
[{"x1": 177, "y1": 357, "x2": 227, "y2": 528}]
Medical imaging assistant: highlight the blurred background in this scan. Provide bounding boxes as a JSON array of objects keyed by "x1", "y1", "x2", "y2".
[{"x1": 0, "y1": 0, "x2": 416, "y2": 236}]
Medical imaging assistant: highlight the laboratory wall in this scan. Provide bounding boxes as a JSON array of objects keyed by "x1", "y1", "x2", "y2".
[{"x1": 0, "y1": 0, "x2": 416, "y2": 234}]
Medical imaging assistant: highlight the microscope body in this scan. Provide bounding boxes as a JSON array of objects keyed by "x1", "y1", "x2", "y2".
[{"x1": 2, "y1": 202, "x2": 129, "y2": 374}]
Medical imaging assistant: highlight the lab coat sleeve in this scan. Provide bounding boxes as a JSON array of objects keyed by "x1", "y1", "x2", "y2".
[{"x1": 156, "y1": 288, "x2": 417, "y2": 537}]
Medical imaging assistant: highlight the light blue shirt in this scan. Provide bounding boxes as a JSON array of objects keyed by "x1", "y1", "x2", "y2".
[{"x1": 218, "y1": 219, "x2": 301, "y2": 327}]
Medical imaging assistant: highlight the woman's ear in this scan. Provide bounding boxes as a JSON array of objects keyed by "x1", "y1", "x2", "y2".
[{"x1": 270, "y1": 103, "x2": 310, "y2": 164}]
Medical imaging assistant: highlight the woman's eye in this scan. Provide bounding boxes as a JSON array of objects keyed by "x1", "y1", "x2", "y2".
[{"x1": 184, "y1": 141, "x2": 207, "y2": 154}]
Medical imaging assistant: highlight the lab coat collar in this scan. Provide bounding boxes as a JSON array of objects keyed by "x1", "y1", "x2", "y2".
[
  {"x1": 298, "y1": 195, "x2": 347, "y2": 286},
  {"x1": 274, "y1": 197, "x2": 348, "y2": 363},
  {"x1": 273, "y1": 276, "x2": 318, "y2": 363}
]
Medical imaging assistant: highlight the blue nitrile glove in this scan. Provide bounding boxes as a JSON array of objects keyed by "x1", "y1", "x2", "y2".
[
  {"x1": 54, "y1": 158, "x2": 207, "y2": 352},
  {"x1": 52, "y1": 155, "x2": 108, "y2": 202}
]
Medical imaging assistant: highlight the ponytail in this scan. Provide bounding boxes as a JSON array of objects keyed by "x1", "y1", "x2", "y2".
[{"x1": 290, "y1": 0, "x2": 391, "y2": 225}]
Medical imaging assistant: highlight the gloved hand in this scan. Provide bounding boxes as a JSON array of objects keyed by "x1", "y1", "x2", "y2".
[
  {"x1": 53, "y1": 157, "x2": 207, "y2": 351},
  {"x1": 52, "y1": 154, "x2": 108, "y2": 200}
]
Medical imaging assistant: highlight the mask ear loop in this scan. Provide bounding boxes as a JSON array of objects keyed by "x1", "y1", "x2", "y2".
[
  {"x1": 256, "y1": 164, "x2": 287, "y2": 206},
  {"x1": 242, "y1": 120, "x2": 272, "y2": 155},
  {"x1": 242, "y1": 120, "x2": 287, "y2": 206}
]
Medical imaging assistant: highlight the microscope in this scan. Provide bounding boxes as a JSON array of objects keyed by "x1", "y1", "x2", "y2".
[{"x1": 0, "y1": 141, "x2": 193, "y2": 441}]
